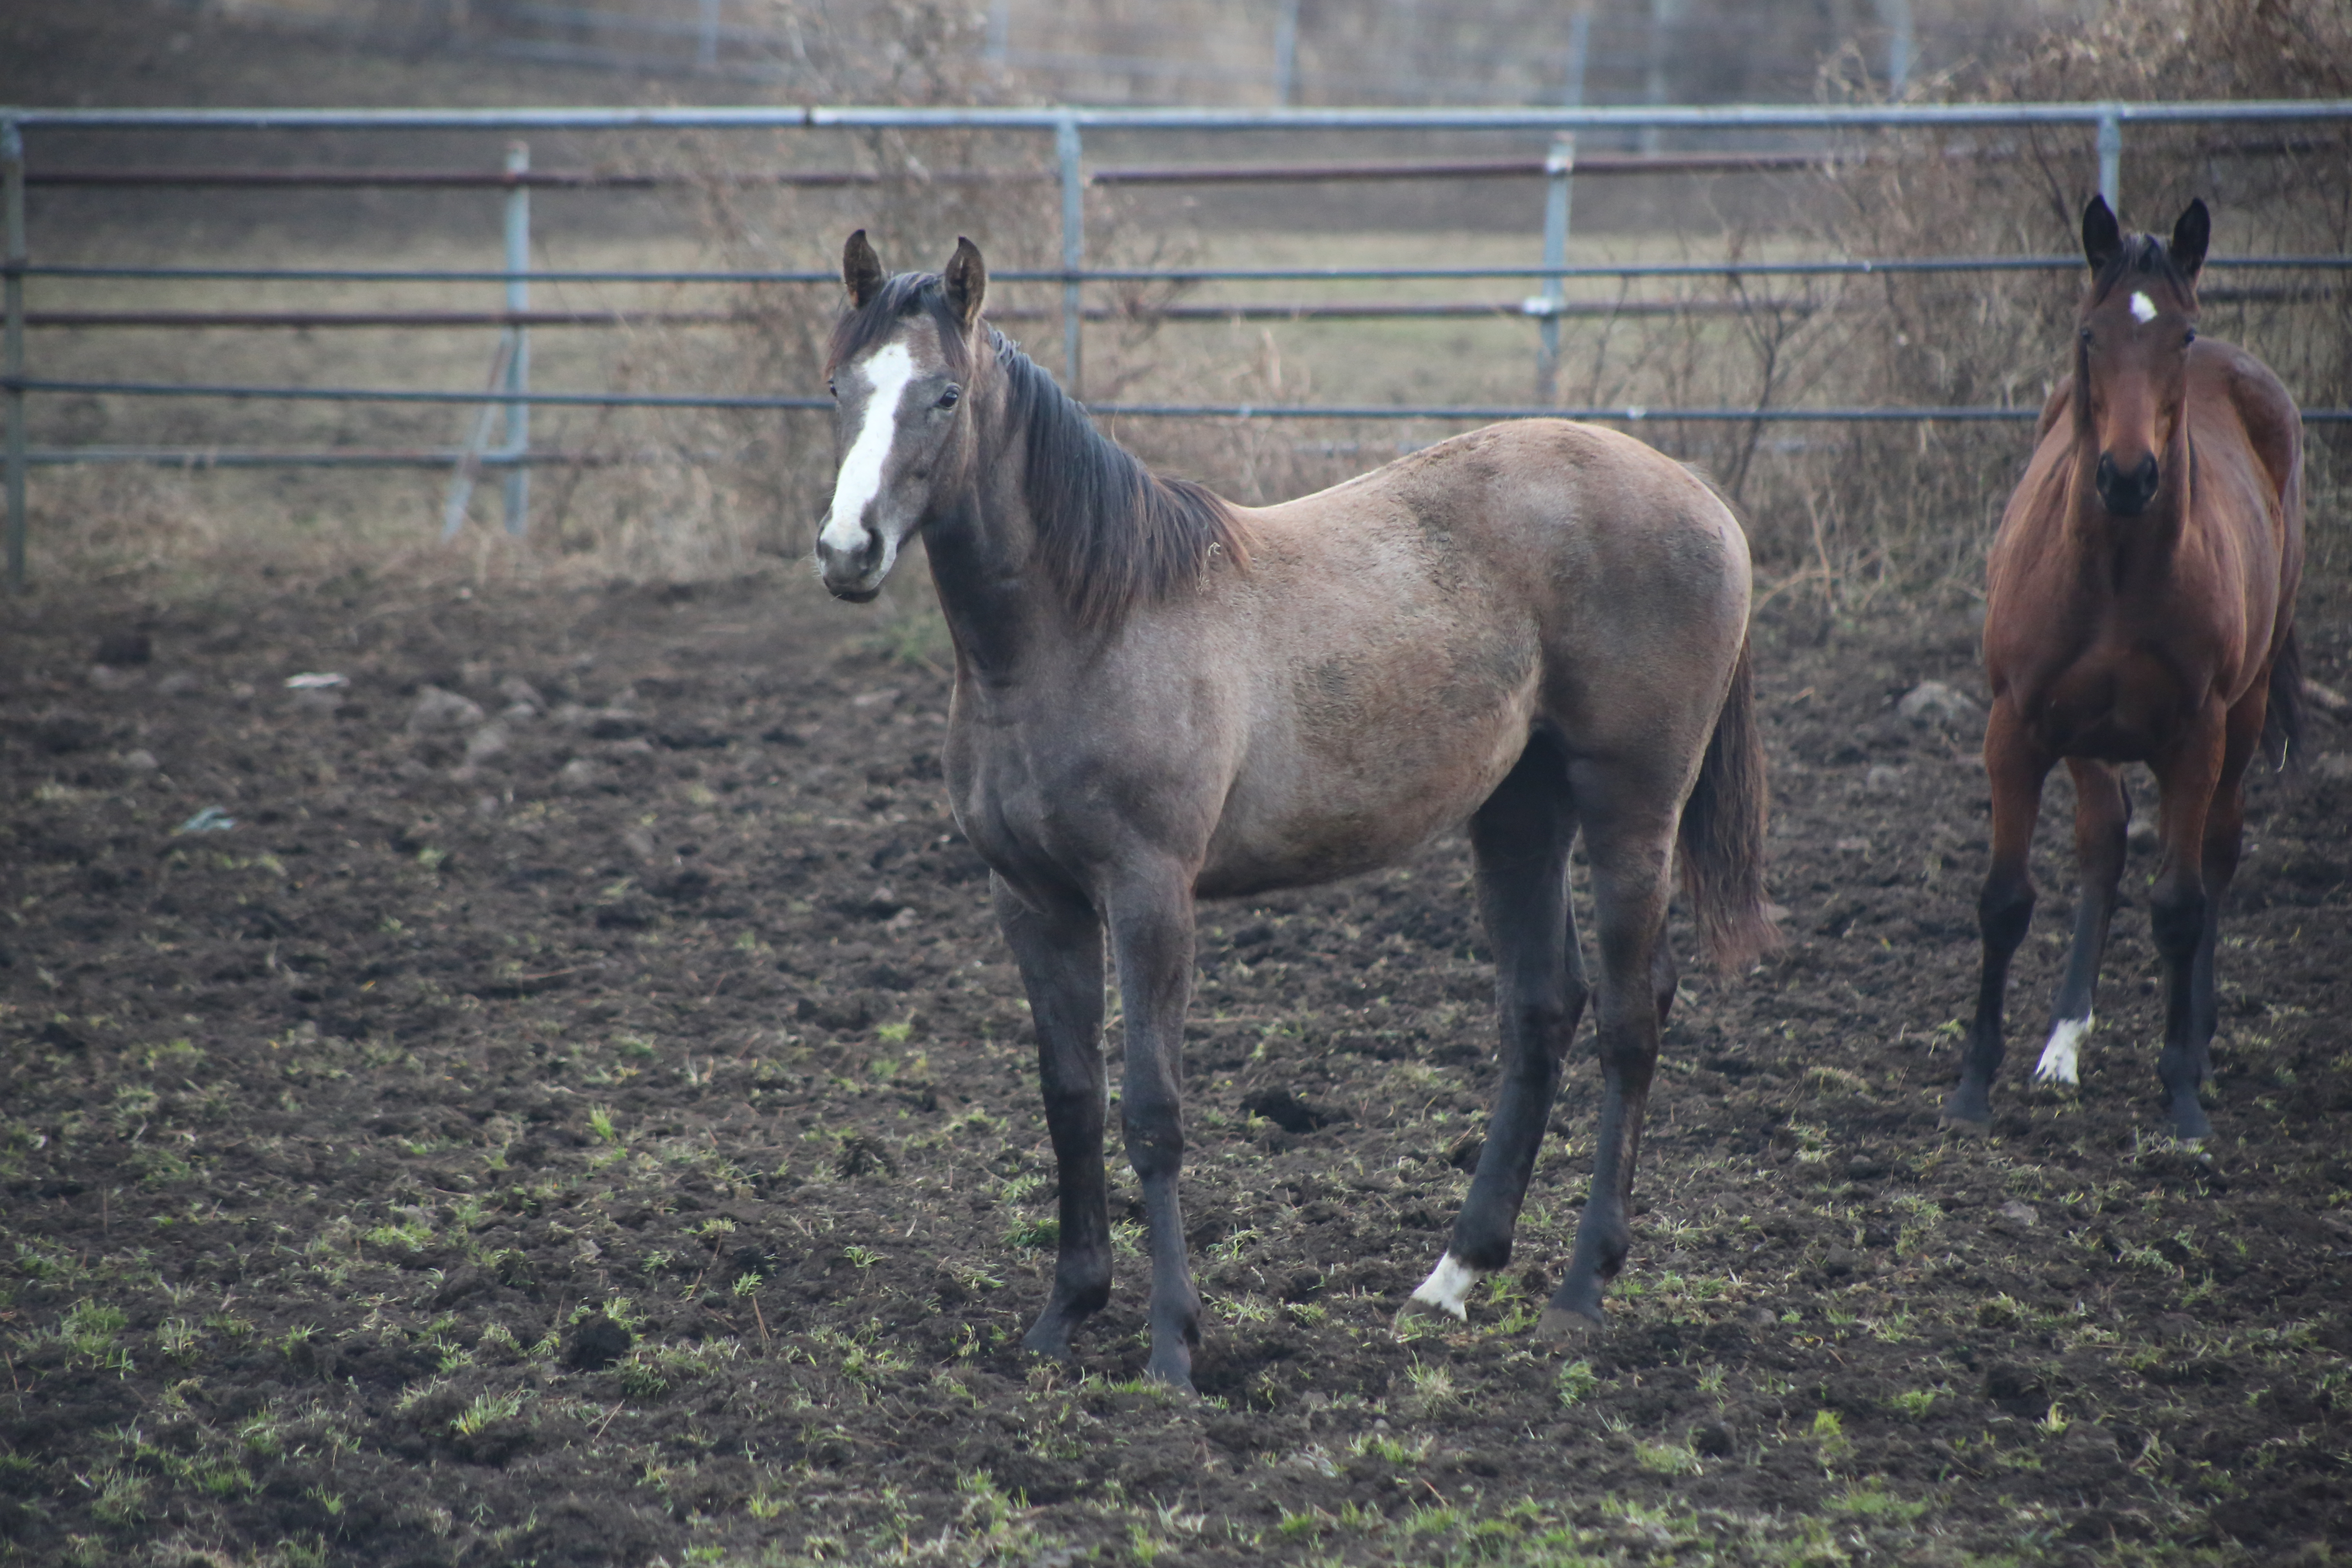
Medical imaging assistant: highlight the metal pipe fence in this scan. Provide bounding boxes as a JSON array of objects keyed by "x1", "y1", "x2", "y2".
[{"x1": 4, "y1": 96, "x2": 2350, "y2": 589}]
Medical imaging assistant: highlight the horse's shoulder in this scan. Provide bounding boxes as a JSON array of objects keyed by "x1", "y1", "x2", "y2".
[{"x1": 2188, "y1": 338, "x2": 2300, "y2": 496}]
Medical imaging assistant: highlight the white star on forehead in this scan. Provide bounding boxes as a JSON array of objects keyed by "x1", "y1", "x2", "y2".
[{"x1": 2129, "y1": 291, "x2": 2158, "y2": 324}]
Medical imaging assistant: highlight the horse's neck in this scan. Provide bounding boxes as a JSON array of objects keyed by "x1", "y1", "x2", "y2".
[
  {"x1": 2063, "y1": 422, "x2": 2195, "y2": 595},
  {"x1": 920, "y1": 422, "x2": 1069, "y2": 687}
]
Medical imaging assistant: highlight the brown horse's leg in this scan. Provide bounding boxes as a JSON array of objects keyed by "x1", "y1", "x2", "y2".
[
  {"x1": 2186, "y1": 690, "x2": 2266, "y2": 1098},
  {"x1": 1408, "y1": 742, "x2": 1583, "y2": 1320},
  {"x1": 2032, "y1": 759, "x2": 2129, "y2": 1087},
  {"x1": 996, "y1": 876, "x2": 1114, "y2": 1361},
  {"x1": 2149, "y1": 702, "x2": 2228, "y2": 1141},
  {"x1": 1542, "y1": 761, "x2": 1677, "y2": 1335},
  {"x1": 1946, "y1": 703, "x2": 2051, "y2": 1129},
  {"x1": 1102, "y1": 862, "x2": 1204, "y2": 1391}
]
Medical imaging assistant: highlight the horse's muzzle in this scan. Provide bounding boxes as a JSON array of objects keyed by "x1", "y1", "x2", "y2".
[
  {"x1": 815, "y1": 522, "x2": 889, "y2": 601},
  {"x1": 2095, "y1": 452, "x2": 2160, "y2": 517}
]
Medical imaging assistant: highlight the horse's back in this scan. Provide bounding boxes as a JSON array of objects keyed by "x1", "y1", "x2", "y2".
[
  {"x1": 1257, "y1": 419, "x2": 1749, "y2": 764},
  {"x1": 1182, "y1": 420, "x2": 1751, "y2": 892}
]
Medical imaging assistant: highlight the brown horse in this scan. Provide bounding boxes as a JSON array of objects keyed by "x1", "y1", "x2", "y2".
[
  {"x1": 1946, "y1": 197, "x2": 2304, "y2": 1141},
  {"x1": 813, "y1": 231, "x2": 1776, "y2": 1390}
]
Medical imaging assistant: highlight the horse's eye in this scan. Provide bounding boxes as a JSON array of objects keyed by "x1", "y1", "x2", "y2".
[
  {"x1": 2184, "y1": 327, "x2": 2197, "y2": 345},
  {"x1": 2078, "y1": 328, "x2": 2094, "y2": 345},
  {"x1": 827, "y1": 380, "x2": 838, "y2": 399},
  {"x1": 937, "y1": 385, "x2": 962, "y2": 410}
]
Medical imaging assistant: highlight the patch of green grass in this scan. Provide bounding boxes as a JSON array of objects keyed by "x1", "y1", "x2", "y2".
[
  {"x1": 1557, "y1": 1358, "x2": 1600, "y2": 1406},
  {"x1": 81, "y1": 1466, "x2": 148, "y2": 1528},
  {"x1": 1349, "y1": 1428, "x2": 1434, "y2": 1465},
  {"x1": 1002, "y1": 1215, "x2": 1058, "y2": 1250},
  {"x1": 1637, "y1": 1439, "x2": 1702, "y2": 1476},
  {"x1": 1831, "y1": 1479, "x2": 1930, "y2": 1521},
  {"x1": 452, "y1": 1390, "x2": 524, "y2": 1436},
  {"x1": 1890, "y1": 1384, "x2": 1942, "y2": 1419},
  {"x1": 59, "y1": 1299, "x2": 132, "y2": 1372}
]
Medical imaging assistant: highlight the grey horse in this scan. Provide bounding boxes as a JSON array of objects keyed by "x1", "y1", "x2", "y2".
[{"x1": 813, "y1": 232, "x2": 1776, "y2": 1392}]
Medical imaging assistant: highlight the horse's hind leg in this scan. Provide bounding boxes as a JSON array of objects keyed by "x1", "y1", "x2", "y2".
[
  {"x1": 994, "y1": 875, "x2": 1114, "y2": 1361},
  {"x1": 1543, "y1": 757, "x2": 1679, "y2": 1335},
  {"x1": 2176, "y1": 690, "x2": 2264, "y2": 1129},
  {"x1": 1409, "y1": 740, "x2": 1583, "y2": 1321},
  {"x1": 2034, "y1": 760, "x2": 2128, "y2": 1087},
  {"x1": 2149, "y1": 701, "x2": 2230, "y2": 1142}
]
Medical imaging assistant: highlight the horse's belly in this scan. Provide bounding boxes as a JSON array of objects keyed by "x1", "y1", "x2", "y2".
[{"x1": 1194, "y1": 709, "x2": 1532, "y2": 899}]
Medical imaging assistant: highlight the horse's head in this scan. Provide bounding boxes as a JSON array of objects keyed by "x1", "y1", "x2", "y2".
[
  {"x1": 2074, "y1": 195, "x2": 2207, "y2": 518},
  {"x1": 815, "y1": 231, "x2": 989, "y2": 601}
]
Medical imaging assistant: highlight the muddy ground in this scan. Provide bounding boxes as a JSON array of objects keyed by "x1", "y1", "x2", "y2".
[{"x1": 2, "y1": 558, "x2": 2348, "y2": 1568}]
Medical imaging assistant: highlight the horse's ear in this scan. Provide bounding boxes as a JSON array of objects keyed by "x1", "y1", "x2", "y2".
[
  {"x1": 2082, "y1": 195, "x2": 2123, "y2": 274},
  {"x1": 843, "y1": 229, "x2": 884, "y2": 308},
  {"x1": 2170, "y1": 198, "x2": 2210, "y2": 285},
  {"x1": 943, "y1": 236, "x2": 987, "y2": 331}
]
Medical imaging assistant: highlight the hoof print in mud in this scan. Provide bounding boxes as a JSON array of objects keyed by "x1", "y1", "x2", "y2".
[
  {"x1": 564, "y1": 1313, "x2": 634, "y2": 1372},
  {"x1": 1238, "y1": 1087, "x2": 1345, "y2": 1135}
]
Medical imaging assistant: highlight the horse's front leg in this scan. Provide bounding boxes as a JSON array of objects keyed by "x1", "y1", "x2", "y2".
[
  {"x1": 2149, "y1": 700, "x2": 2232, "y2": 1141},
  {"x1": 1544, "y1": 773, "x2": 1676, "y2": 1335},
  {"x1": 1410, "y1": 743, "x2": 1583, "y2": 1321},
  {"x1": 994, "y1": 875, "x2": 1114, "y2": 1360},
  {"x1": 1945, "y1": 703, "x2": 2051, "y2": 1129},
  {"x1": 1104, "y1": 861, "x2": 1203, "y2": 1391},
  {"x1": 2187, "y1": 688, "x2": 2266, "y2": 1075},
  {"x1": 2033, "y1": 758, "x2": 2129, "y2": 1087}
]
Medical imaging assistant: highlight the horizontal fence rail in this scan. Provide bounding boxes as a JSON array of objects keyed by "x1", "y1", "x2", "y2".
[
  {"x1": 10, "y1": 100, "x2": 2352, "y2": 129},
  {"x1": 3, "y1": 96, "x2": 2350, "y2": 588},
  {"x1": 19, "y1": 378, "x2": 2352, "y2": 425},
  {"x1": 26, "y1": 151, "x2": 1831, "y2": 188},
  {"x1": 22, "y1": 256, "x2": 2352, "y2": 285}
]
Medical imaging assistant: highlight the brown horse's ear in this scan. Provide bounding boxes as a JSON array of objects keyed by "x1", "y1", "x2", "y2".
[
  {"x1": 943, "y1": 236, "x2": 987, "y2": 331},
  {"x1": 2082, "y1": 195, "x2": 2123, "y2": 274},
  {"x1": 843, "y1": 229, "x2": 884, "y2": 308},
  {"x1": 2170, "y1": 198, "x2": 2210, "y2": 285}
]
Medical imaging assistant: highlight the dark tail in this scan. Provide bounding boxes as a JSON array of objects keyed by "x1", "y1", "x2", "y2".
[
  {"x1": 2263, "y1": 625, "x2": 2305, "y2": 771},
  {"x1": 1679, "y1": 635, "x2": 1781, "y2": 969}
]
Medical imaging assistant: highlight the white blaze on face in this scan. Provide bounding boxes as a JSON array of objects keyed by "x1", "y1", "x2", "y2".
[
  {"x1": 1408, "y1": 1252, "x2": 1481, "y2": 1321},
  {"x1": 2129, "y1": 290, "x2": 2158, "y2": 325},
  {"x1": 820, "y1": 341, "x2": 918, "y2": 556},
  {"x1": 2034, "y1": 1012, "x2": 2092, "y2": 1086}
]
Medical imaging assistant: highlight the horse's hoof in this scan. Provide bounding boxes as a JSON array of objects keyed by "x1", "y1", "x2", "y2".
[
  {"x1": 1393, "y1": 1297, "x2": 1461, "y2": 1336},
  {"x1": 1535, "y1": 1305, "x2": 1604, "y2": 1343},
  {"x1": 1143, "y1": 1359, "x2": 1197, "y2": 1399},
  {"x1": 2167, "y1": 1102, "x2": 2213, "y2": 1143},
  {"x1": 1938, "y1": 1112, "x2": 1990, "y2": 1138},
  {"x1": 1020, "y1": 1323, "x2": 1078, "y2": 1360}
]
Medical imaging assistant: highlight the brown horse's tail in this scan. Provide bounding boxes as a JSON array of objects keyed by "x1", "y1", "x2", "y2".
[
  {"x1": 1679, "y1": 635, "x2": 1781, "y2": 969},
  {"x1": 2263, "y1": 625, "x2": 2305, "y2": 771}
]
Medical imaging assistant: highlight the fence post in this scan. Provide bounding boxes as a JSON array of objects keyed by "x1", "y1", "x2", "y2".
[
  {"x1": 3, "y1": 118, "x2": 24, "y2": 594},
  {"x1": 1273, "y1": 0, "x2": 1301, "y2": 107},
  {"x1": 501, "y1": 139, "x2": 531, "y2": 537},
  {"x1": 2097, "y1": 105, "x2": 2122, "y2": 212},
  {"x1": 1535, "y1": 134, "x2": 1575, "y2": 405},
  {"x1": 1056, "y1": 115, "x2": 1083, "y2": 395}
]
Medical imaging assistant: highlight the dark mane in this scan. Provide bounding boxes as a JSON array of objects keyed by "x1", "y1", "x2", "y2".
[
  {"x1": 826, "y1": 271, "x2": 973, "y2": 378},
  {"x1": 829, "y1": 269, "x2": 1249, "y2": 628},
  {"x1": 989, "y1": 327, "x2": 1250, "y2": 629},
  {"x1": 2089, "y1": 232, "x2": 2194, "y2": 307}
]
